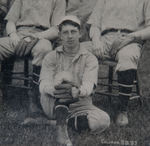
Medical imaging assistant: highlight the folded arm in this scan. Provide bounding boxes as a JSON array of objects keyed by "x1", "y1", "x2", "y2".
[
  {"x1": 39, "y1": 51, "x2": 57, "y2": 96},
  {"x1": 79, "y1": 54, "x2": 99, "y2": 97}
]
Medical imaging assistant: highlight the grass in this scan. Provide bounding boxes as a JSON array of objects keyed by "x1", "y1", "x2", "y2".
[{"x1": 0, "y1": 55, "x2": 150, "y2": 146}]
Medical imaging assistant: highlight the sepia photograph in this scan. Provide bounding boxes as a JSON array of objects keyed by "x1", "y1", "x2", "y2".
[{"x1": 0, "y1": 0, "x2": 150, "y2": 145}]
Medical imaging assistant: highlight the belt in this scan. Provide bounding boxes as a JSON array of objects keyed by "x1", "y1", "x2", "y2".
[
  {"x1": 16, "y1": 25, "x2": 47, "y2": 31},
  {"x1": 101, "y1": 28, "x2": 133, "y2": 36}
]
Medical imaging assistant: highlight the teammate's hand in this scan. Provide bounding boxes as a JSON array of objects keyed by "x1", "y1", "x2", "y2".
[
  {"x1": 29, "y1": 32, "x2": 44, "y2": 39},
  {"x1": 93, "y1": 40, "x2": 106, "y2": 59},
  {"x1": 9, "y1": 32, "x2": 21, "y2": 47},
  {"x1": 15, "y1": 36, "x2": 39, "y2": 57}
]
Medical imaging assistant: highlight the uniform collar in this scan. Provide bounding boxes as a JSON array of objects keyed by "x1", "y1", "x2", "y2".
[{"x1": 55, "y1": 44, "x2": 89, "y2": 63}]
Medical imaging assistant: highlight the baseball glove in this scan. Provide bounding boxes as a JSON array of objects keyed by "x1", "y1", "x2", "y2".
[
  {"x1": 15, "y1": 36, "x2": 39, "y2": 57},
  {"x1": 54, "y1": 82, "x2": 79, "y2": 104}
]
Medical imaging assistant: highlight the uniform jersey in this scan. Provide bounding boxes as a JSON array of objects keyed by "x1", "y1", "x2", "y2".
[
  {"x1": 40, "y1": 43, "x2": 99, "y2": 114},
  {"x1": 88, "y1": 0, "x2": 150, "y2": 32},
  {"x1": 5, "y1": 0, "x2": 66, "y2": 28}
]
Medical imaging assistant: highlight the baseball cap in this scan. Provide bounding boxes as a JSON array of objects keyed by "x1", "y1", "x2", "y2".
[{"x1": 58, "y1": 15, "x2": 81, "y2": 26}]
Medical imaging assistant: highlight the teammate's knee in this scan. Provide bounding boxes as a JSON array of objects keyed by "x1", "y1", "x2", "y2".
[
  {"x1": 32, "y1": 39, "x2": 52, "y2": 57},
  {"x1": 67, "y1": 110, "x2": 110, "y2": 133},
  {"x1": 32, "y1": 39, "x2": 53, "y2": 66},
  {"x1": 117, "y1": 44, "x2": 141, "y2": 62},
  {"x1": 88, "y1": 111, "x2": 110, "y2": 132},
  {"x1": 40, "y1": 93, "x2": 55, "y2": 119}
]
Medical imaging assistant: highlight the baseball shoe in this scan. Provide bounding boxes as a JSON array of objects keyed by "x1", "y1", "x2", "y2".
[
  {"x1": 116, "y1": 111, "x2": 128, "y2": 126},
  {"x1": 56, "y1": 125, "x2": 72, "y2": 146},
  {"x1": 22, "y1": 112, "x2": 56, "y2": 126}
]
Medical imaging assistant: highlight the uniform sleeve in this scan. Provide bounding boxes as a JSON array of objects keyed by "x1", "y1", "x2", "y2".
[
  {"x1": 87, "y1": 0, "x2": 105, "y2": 28},
  {"x1": 144, "y1": 0, "x2": 150, "y2": 26},
  {"x1": 51, "y1": 0, "x2": 66, "y2": 26},
  {"x1": 40, "y1": 51, "x2": 57, "y2": 88},
  {"x1": 4, "y1": 0, "x2": 21, "y2": 23},
  {"x1": 79, "y1": 54, "x2": 99, "y2": 97}
]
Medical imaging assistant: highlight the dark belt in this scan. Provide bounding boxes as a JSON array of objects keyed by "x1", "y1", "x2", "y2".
[
  {"x1": 16, "y1": 25, "x2": 47, "y2": 31},
  {"x1": 101, "y1": 28, "x2": 133, "y2": 36}
]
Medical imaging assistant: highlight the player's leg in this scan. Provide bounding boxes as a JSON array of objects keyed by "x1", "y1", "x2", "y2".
[
  {"x1": 67, "y1": 106, "x2": 110, "y2": 133},
  {"x1": 29, "y1": 39, "x2": 53, "y2": 115},
  {"x1": 40, "y1": 93, "x2": 56, "y2": 119},
  {"x1": 0, "y1": 37, "x2": 16, "y2": 60},
  {"x1": 0, "y1": 37, "x2": 15, "y2": 107},
  {"x1": 115, "y1": 43, "x2": 141, "y2": 126}
]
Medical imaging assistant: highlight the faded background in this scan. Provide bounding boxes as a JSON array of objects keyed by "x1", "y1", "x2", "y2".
[{"x1": 0, "y1": 0, "x2": 150, "y2": 146}]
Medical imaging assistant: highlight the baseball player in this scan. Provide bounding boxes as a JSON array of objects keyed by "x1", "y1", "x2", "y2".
[
  {"x1": 88, "y1": 0, "x2": 150, "y2": 126},
  {"x1": 0, "y1": 0, "x2": 66, "y2": 117},
  {"x1": 66, "y1": 0, "x2": 97, "y2": 41},
  {"x1": 39, "y1": 15, "x2": 110, "y2": 146}
]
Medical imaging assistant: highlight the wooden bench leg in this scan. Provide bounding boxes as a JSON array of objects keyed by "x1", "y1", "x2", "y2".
[
  {"x1": 108, "y1": 66, "x2": 114, "y2": 103},
  {"x1": 0, "y1": 64, "x2": 3, "y2": 111},
  {"x1": 24, "y1": 58, "x2": 29, "y2": 86},
  {"x1": 108, "y1": 66, "x2": 114, "y2": 93}
]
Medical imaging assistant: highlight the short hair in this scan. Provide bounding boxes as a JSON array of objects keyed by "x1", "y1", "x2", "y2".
[{"x1": 58, "y1": 20, "x2": 81, "y2": 32}]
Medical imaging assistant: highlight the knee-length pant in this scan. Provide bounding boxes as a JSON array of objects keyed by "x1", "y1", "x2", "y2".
[
  {"x1": 40, "y1": 93, "x2": 110, "y2": 133},
  {"x1": 0, "y1": 27, "x2": 52, "y2": 66}
]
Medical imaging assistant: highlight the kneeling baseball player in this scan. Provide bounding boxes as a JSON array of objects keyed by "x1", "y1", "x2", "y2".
[{"x1": 39, "y1": 15, "x2": 110, "y2": 146}]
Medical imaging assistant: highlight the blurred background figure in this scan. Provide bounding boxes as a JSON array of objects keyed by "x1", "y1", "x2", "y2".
[{"x1": 66, "y1": 0, "x2": 97, "y2": 41}]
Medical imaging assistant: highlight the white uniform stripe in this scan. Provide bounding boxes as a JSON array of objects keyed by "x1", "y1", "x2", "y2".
[
  {"x1": 55, "y1": 105, "x2": 69, "y2": 111},
  {"x1": 75, "y1": 116, "x2": 78, "y2": 130},
  {"x1": 118, "y1": 83, "x2": 133, "y2": 88}
]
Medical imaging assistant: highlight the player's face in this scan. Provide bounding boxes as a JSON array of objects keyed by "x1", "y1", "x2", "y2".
[{"x1": 60, "y1": 24, "x2": 81, "y2": 48}]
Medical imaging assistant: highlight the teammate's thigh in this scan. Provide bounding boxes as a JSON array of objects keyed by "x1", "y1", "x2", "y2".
[
  {"x1": 116, "y1": 43, "x2": 141, "y2": 71},
  {"x1": 31, "y1": 39, "x2": 53, "y2": 66},
  {"x1": 0, "y1": 37, "x2": 15, "y2": 60}
]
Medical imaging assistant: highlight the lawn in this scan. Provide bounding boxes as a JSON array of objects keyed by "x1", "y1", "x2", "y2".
[{"x1": 0, "y1": 44, "x2": 150, "y2": 146}]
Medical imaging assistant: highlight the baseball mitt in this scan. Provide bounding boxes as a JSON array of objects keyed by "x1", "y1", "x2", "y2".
[
  {"x1": 15, "y1": 36, "x2": 39, "y2": 57},
  {"x1": 54, "y1": 82, "x2": 79, "y2": 104}
]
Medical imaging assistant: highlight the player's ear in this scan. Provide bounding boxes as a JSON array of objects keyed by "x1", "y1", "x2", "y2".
[
  {"x1": 58, "y1": 31, "x2": 62, "y2": 40},
  {"x1": 79, "y1": 31, "x2": 82, "y2": 41}
]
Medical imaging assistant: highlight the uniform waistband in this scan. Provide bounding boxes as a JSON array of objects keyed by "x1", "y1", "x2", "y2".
[
  {"x1": 16, "y1": 25, "x2": 48, "y2": 31},
  {"x1": 101, "y1": 28, "x2": 133, "y2": 36}
]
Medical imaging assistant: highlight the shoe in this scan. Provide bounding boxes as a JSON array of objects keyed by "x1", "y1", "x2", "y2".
[
  {"x1": 22, "y1": 117, "x2": 56, "y2": 125},
  {"x1": 22, "y1": 112, "x2": 56, "y2": 126},
  {"x1": 56, "y1": 125, "x2": 73, "y2": 146},
  {"x1": 116, "y1": 112, "x2": 128, "y2": 126}
]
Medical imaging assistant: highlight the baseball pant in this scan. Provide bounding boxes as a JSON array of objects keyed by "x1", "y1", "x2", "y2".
[
  {"x1": 0, "y1": 27, "x2": 52, "y2": 66},
  {"x1": 40, "y1": 93, "x2": 110, "y2": 133},
  {"x1": 101, "y1": 31, "x2": 141, "y2": 71}
]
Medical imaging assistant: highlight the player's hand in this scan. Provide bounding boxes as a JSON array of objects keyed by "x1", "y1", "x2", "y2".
[
  {"x1": 120, "y1": 35, "x2": 135, "y2": 48},
  {"x1": 29, "y1": 32, "x2": 44, "y2": 39},
  {"x1": 54, "y1": 82, "x2": 79, "y2": 104},
  {"x1": 93, "y1": 40, "x2": 106, "y2": 59},
  {"x1": 71, "y1": 87, "x2": 80, "y2": 99},
  {"x1": 9, "y1": 32, "x2": 21, "y2": 47},
  {"x1": 54, "y1": 82, "x2": 73, "y2": 99}
]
